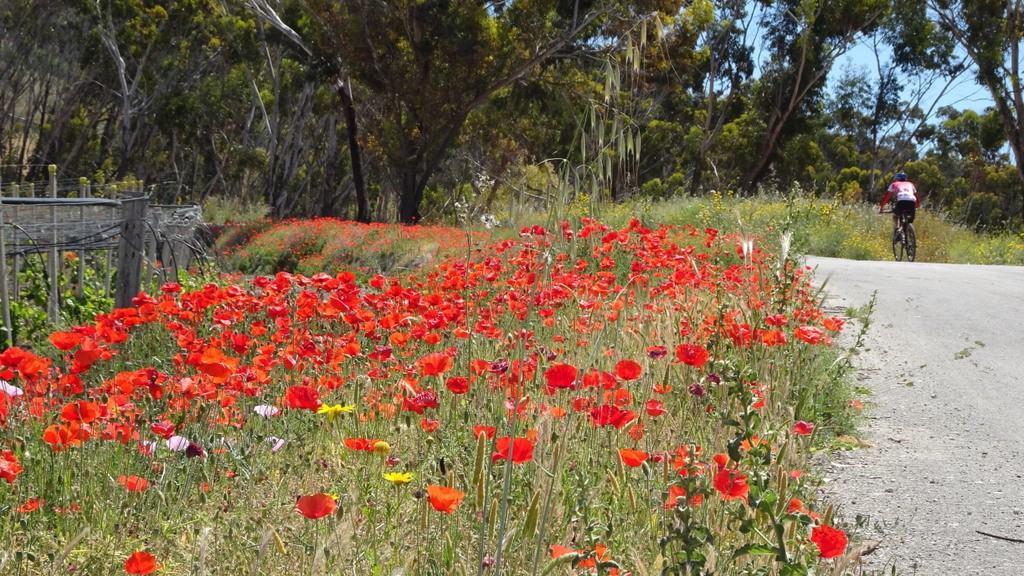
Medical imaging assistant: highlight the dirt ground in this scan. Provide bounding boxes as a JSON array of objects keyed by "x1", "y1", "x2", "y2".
[{"x1": 807, "y1": 256, "x2": 1024, "y2": 576}]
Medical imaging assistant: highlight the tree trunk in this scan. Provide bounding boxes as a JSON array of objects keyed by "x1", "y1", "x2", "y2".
[
  {"x1": 338, "y1": 76, "x2": 371, "y2": 223},
  {"x1": 398, "y1": 168, "x2": 424, "y2": 225},
  {"x1": 742, "y1": 113, "x2": 787, "y2": 194},
  {"x1": 689, "y1": 143, "x2": 707, "y2": 196}
]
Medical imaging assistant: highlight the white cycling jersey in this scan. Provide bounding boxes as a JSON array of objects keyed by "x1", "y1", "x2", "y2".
[{"x1": 889, "y1": 181, "x2": 917, "y2": 202}]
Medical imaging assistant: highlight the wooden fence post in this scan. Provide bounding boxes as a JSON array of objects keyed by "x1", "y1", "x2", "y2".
[
  {"x1": 105, "y1": 185, "x2": 118, "y2": 298},
  {"x1": 0, "y1": 194, "x2": 11, "y2": 348},
  {"x1": 47, "y1": 165, "x2": 59, "y2": 323},
  {"x1": 11, "y1": 184, "x2": 19, "y2": 305},
  {"x1": 77, "y1": 178, "x2": 89, "y2": 298},
  {"x1": 115, "y1": 194, "x2": 147, "y2": 309}
]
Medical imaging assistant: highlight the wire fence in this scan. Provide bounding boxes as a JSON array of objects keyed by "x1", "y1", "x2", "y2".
[{"x1": 0, "y1": 167, "x2": 215, "y2": 347}]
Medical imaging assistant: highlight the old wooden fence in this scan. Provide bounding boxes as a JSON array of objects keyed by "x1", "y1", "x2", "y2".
[{"x1": 0, "y1": 166, "x2": 208, "y2": 347}]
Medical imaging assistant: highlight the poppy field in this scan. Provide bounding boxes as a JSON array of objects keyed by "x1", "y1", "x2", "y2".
[{"x1": 0, "y1": 217, "x2": 859, "y2": 575}]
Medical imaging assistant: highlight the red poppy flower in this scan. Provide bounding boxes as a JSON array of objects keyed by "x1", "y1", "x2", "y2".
[
  {"x1": 402, "y1": 389, "x2": 439, "y2": 414},
  {"x1": 646, "y1": 346, "x2": 668, "y2": 360},
  {"x1": 581, "y1": 369, "x2": 617, "y2": 390},
  {"x1": 284, "y1": 385, "x2": 321, "y2": 411},
  {"x1": 618, "y1": 448, "x2": 648, "y2": 467},
  {"x1": 426, "y1": 485, "x2": 465, "y2": 514},
  {"x1": 645, "y1": 399, "x2": 668, "y2": 417},
  {"x1": 788, "y1": 498, "x2": 806, "y2": 514},
  {"x1": 726, "y1": 322, "x2": 753, "y2": 347},
  {"x1": 444, "y1": 376, "x2": 470, "y2": 394},
  {"x1": 124, "y1": 551, "x2": 161, "y2": 575},
  {"x1": 588, "y1": 404, "x2": 638, "y2": 429},
  {"x1": 473, "y1": 426, "x2": 496, "y2": 439},
  {"x1": 550, "y1": 543, "x2": 609, "y2": 569},
  {"x1": 61, "y1": 400, "x2": 100, "y2": 423},
  {"x1": 49, "y1": 331, "x2": 84, "y2": 351},
  {"x1": 765, "y1": 314, "x2": 788, "y2": 326},
  {"x1": 118, "y1": 475, "x2": 150, "y2": 492},
  {"x1": 14, "y1": 497, "x2": 43, "y2": 513},
  {"x1": 675, "y1": 344, "x2": 710, "y2": 368},
  {"x1": 794, "y1": 326, "x2": 825, "y2": 345},
  {"x1": 149, "y1": 421, "x2": 175, "y2": 439},
  {"x1": 793, "y1": 421, "x2": 815, "y2": 435},
  {"x1": 822, "y1": 317, "x2": 845, "y2": 331},
  {"x1": 759, "y1": 329, "x2": 787, "y2": 346},
  {"x1": 343, "y1": 438, "x2": 372, "y2": 451},
  {"x1": 550, "y1": 545, "x2": 577, "y2": 559},
  {"x1": 544, "y1": 363, "x2": 578, "y2": 391},
  {"x1": 417, "y1": 352, "x2": 454, "y2": 376},
  {"x1": 664, "y1": 484, "x2": 702, "y2": 508},
  {"x1": 296, "y1": 493, "x2": 337, "y2": 519},
  {"x1": 492, "y1": 436, "x2": 535, "y2": 464},
  {"x1": 614, "y1": 359, "x2": 642, "y2": 381},
  {"x1": 420, "y1": 418, "x2": 440, "y2": 433},
  {"x1": 0, "y1": 450, "x2": 23, "y2": 485},
  {"x1": 72, "y1": 338, "x2": 109, "y2": 370},
  {"x1": 195, "y1": 347, "x2": 239, "y2": 380},
  {"x1": 810, "y1": 524, "x2": 848, "y2": 558},
  {"x1": 42, "y1": 423, "x2": 88, "y2": 451},
  {"x1": 713, "y1": 468, "x2": 749, "y2": 502},
  {"x1": 711, "y1": 452, "x2": 729, "y2": 470}
]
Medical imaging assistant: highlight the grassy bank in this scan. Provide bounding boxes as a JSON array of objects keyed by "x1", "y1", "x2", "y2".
[
  {"x1": 583, "y1": 193, "x2": 1024, "y2": 266},
  {"x1": 213, "y1": 193, "x2": 1024, "y2": 277},
  {"x1": 1, "y1": 217, "x2": 864, "y2": 575}
]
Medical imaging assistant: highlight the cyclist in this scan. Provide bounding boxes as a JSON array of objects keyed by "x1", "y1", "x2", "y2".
[{"x1": 879, "y1": 171, "x2": 919, "y2": 241}]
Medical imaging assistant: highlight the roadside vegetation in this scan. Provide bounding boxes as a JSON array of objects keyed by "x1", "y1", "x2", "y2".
[
  {"x1": 214, "y1": 192, "x2": 1024, "y2": 278},
  {"x1": 1, "y1": 206, "x2": 877, "y2": 575},
  {"x1": 13, "y1": 182, "x2": 1022, "y2": 574}
]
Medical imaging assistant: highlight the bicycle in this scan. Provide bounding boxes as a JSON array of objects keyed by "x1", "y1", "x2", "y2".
[{"x1": 883, "y1": 210, "x2": 916, "y2": 262}]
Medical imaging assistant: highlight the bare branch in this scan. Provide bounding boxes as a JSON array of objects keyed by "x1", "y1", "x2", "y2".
[{"x1": 244, "y1": 0, "x2": 313, "y2": 56}]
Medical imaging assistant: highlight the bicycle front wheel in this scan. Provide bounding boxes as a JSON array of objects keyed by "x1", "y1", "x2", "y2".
[
  {"x1": 905, "y1": 224, "x2": 916, "y2": 262},
  {"x1": 892, "y1": 230, "x2": 905, "y2": 261}
]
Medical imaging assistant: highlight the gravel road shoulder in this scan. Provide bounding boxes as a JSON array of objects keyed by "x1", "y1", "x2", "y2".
[{"x1": 806, "y1": 256, "x2": 1024, "y2": 576}]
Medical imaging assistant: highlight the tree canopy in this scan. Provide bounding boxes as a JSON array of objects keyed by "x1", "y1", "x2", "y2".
[{"x1": 0, "y1": 0, "x2": 1021, "y2": 229}]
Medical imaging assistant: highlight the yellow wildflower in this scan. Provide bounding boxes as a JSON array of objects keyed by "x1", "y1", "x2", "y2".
[
  {"x1": 317, "y1": 403, "x2": 355, "y2": 421},
  {"x1": 383, "y1": 472, "x2": 413, "y2": 485}
]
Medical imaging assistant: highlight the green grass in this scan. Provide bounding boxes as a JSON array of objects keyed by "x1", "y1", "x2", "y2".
[
  {"x1": 1, "y1": 216, "x2": 866, "y2": 575},
  {"x1": 20, "y1": 187, "x2": 1020, "y2": 576},
  {"x1": 503, "y1": 191, "x2": 1024, "y2": 265}
]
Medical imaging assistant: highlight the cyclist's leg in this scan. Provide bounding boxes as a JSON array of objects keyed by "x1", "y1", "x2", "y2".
[{"x1": 894, "y1": 201, "x2": 914, "y2": 238}]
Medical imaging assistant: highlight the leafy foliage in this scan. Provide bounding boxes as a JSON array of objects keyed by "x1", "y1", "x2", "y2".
[{"x1": 2, "y1": 0, "x2": 1024, "y2": 229}]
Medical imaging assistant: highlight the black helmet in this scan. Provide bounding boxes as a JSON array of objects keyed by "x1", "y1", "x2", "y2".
[{"x1": 894, "y1": 171, "x2": 907, "y2": 181}]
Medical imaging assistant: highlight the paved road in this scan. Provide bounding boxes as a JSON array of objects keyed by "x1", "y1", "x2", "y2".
[{"x1": 806, "y1": 256, "x2": 1024, "y2": 575}]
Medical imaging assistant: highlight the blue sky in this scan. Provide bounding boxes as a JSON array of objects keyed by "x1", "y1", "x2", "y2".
[{"x1": 836, "y1": 39, "x2": 993, "y2": 114}]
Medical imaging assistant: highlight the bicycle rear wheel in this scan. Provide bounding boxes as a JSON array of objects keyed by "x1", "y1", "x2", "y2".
[
  {"x1": 905, "y1": 223, "x2": 916, "y2": 262},
  {"x1": 892, "y1": 230, "x2": 905, "y2": 261}
]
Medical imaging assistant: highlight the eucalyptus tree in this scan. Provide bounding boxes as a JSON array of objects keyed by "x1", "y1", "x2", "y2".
[
  {"x1": 742, "y1": 0, "x2": 891, "y2": 193},
  {"x1": 299, "y1": 0, "x2": 598, "y2": 223},
  {"x1": 22, "y1": 0, "x2": 265, "y2": 202},
  {"x1": 0, "y1": 1, "x2": 97, "y2": 180},
  {"x1": 824, "y1": 4, "x2": 963, "y2": 200},
  {"x1": 927, "y1": 0, "x2": 1024, "y2": 220},
  {"x1": 679, "y1": 0, "x2": 755, "y2": 196},
  {"x1": 294, "y1": 0, "x2": 678, "y2": 223}
]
